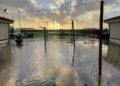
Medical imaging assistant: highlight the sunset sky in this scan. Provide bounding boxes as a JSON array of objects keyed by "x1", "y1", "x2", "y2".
[{"x1": 0, "y1": 0, "x2": 120, "y2": 29}]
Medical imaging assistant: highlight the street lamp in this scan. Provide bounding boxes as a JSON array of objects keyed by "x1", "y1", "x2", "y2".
[
  {"x1": 18, "y1": 9, "x2": 23, "y2": 34},
  {"x1": 3, "y1": 9, "x2": 7, "y2": 17},
  {"x1": 0, "y1": 8, "x2": 7, "y2": 17}
]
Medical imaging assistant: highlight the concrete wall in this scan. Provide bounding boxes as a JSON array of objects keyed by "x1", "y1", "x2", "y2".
[
  {"x1": 110, "y1": 22, "x2": 120, "y2": 39},
  {"x1": 0, "y1": 22, "x2": 10, "y2": 62},
  {"x1": 110, "y1": 39, "x2": 120, "y2": 45},
  {"x1": 0, "y1": 41, "x2": 10, "y2": 62},
  {"x1": 0, "y1": 23, "x2": 9, "y2": 40},
  {"x1": 109, "y1": 22, "x2": 120, "y2": 44}
]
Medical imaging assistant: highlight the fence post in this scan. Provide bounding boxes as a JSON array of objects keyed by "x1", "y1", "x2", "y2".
[
  {"x1": 72, "y1": 20, "x2": 75, "y2": 67},
  {"x1": 44, "y1": 27, "x2": 47, "y2": 53}
]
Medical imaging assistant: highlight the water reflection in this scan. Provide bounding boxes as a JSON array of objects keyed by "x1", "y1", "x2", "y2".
[
  {"x1": 5, "y1": 37, "x2": 82, "y2": 86},
  {"x1": 0, "y1": 36, "x2": 119, "y2": 86},
  {"x1": 105, "y1": 44, "x2": 120, "y2": 69}
]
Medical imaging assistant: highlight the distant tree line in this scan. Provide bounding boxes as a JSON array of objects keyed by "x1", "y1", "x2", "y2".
[{"x1": 9, "y1": 28, "x2": 109, "y2": 39}]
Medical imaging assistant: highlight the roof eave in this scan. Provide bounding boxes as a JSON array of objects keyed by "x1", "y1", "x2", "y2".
[
  {"x1": 104, "y1": 19, "x2": 120, "y2": 23},
  {"x1": 0, "y1": 20, "x2": 14, "y2": 24}
]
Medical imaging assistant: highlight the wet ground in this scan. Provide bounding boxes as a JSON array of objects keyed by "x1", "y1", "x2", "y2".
[{"x1": 0, "y1": 36, "x2": 120, "y2": 86}]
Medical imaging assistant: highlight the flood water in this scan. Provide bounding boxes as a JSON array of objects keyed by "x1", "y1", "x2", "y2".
[{"x1": 0, "y1": 36, "x2": 120, "y2": 86}]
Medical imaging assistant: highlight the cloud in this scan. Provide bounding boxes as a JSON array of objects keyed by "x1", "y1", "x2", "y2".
[{"x1": 0, "y1": 0, "x2": 119, "y2": 29}]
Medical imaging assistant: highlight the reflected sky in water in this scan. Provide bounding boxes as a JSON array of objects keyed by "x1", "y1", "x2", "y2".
[{"x1": 0, "y1": 36, "x2": 119, "y2": 86}]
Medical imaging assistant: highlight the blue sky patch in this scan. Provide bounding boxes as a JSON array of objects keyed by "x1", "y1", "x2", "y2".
[{"x1": 36, "y1": 0, "x2": 53, "y2": 8}]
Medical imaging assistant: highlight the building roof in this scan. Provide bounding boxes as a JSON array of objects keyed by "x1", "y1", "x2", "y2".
[
  {"x1": 0, "y1": 17, "x2": 14, "y2": 24},
  {"x1": 104, "y1": 16, "x2": 120, "y2": 23}
]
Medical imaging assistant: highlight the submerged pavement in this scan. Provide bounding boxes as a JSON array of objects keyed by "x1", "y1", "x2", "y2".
[{"x1": 0, "y1": 36, "x2": 120, "y2": 86}]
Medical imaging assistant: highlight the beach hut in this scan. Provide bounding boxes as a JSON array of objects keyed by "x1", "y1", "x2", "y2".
[
  {"x1": 104, "y1": 16, "x2": 120, "y2": 45},
  {"x1": 0, "y1": 17, "x2": 14, "y2": 62}
]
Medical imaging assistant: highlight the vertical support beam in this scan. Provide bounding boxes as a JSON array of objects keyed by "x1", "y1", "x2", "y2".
[
  {"x1": 98, "y1": 1, "x2": 104, "y2": 86},
  {"x1": 72, "y1": 20, "x2": 75, "y2": 67},
  {"x1": 44, "y1": 27, "x2": 47, "y2": 53}
]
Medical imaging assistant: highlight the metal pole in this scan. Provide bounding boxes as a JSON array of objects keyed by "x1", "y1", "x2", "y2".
[
  {"x1": 46, "y1": 21, "x2": 48, "y2": 41},
  {"x1": 3, "y1": 12, "x2": 5, "y2": 17},
  {"x1": 72, "y1": 20, "x2": 75, "y2": 67},
  {"x1": 98, "y1": 1, "x2": 104, "y2": 86},
  {"x1": 18, "y1": 10, "x2": 21, "y2": 33}
]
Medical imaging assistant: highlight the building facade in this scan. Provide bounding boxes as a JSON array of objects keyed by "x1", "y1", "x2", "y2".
[
  {"x1": 0, "y1": 17, "x2": 14, "y2": 62},
  {"x1": 105, "y1": 16, "x2": 120, "y2": 45}
]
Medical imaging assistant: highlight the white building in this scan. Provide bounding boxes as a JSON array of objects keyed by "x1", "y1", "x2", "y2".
[
  {"x1": 105, "y1": 16, "x2": 120, "y2": 45},
  {"x1": 0, "y1": 17, "x2": 14, "y2": 62}
]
